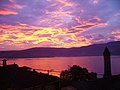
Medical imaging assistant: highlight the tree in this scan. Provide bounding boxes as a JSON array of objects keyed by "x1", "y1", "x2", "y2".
[{"x1": 60, "y1": 65, "x2": 97, "y2": 81}]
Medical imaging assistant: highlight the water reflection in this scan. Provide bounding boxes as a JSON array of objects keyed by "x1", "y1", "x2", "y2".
[{"x1": 0, "y1": 56, "x2": 120, "y2": 77}]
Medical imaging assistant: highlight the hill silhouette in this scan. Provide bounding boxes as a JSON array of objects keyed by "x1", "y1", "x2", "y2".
[{"x1": 0, "y1": 41, "x2": 120, "y2": 58}]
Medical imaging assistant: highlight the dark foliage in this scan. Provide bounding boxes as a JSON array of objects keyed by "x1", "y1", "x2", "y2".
[{"x1": 60, "y1": 65, "x2": 97, "y2": 81}]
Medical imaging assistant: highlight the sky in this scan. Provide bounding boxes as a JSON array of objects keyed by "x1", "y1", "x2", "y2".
[{"x1": 0, "y1": 0, "x2": 120, "y2": 51}]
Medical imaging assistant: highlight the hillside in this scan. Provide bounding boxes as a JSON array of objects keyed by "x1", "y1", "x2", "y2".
[{"x1": 0, "y1": 41, "x2": 120, "y2": 58}]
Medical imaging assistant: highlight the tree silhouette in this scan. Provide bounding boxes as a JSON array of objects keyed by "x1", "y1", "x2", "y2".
[{"x1": 60, "y1": 65, "x2": 97, "y2": 81}]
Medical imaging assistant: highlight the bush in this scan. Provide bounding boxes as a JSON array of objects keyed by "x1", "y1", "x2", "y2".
[{"x1": 60, "y1": 65, "x2": 97, "y2": 81}]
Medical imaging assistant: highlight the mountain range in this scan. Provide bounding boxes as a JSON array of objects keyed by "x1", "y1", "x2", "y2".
[{"x1": 0, "y1": 41, "x2": 120, "y2": 58}]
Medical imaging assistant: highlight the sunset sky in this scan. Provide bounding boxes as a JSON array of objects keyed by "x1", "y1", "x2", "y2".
[{"x1": 0, "y1": 0, "x2": 120, "y2": 51}]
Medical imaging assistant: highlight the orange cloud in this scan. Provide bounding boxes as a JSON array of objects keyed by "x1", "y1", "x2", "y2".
[
  {"x1": 0, "y1": 24, "x2": 89, "y2": 48},
  {"x1": 0, "y1": 21, "x2": 111, "y2": 50},
  {"x1": 0, "y1": 24, "x2": 90, "y2": 49}
]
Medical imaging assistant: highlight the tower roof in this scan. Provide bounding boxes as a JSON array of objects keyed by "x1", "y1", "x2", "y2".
[
  {"x1": 103, "y1": 46, "x2": 111, "y2": 56},
  {"x1": 2, "y1": 59, "x2": 7, "y2": 61}
]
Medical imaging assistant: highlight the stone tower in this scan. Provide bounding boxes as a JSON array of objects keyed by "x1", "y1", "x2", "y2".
[{"x1": 103, "y1": 47, "x2": 112, "y2": 78}]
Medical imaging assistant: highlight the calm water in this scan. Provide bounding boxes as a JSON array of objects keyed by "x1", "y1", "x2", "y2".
[{"x1": 0, "y1": 56, "x2": 120, "y2": 77}]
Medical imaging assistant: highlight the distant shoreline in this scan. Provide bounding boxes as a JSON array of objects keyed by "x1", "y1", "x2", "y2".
[{"x1": 0, "y1": 55, "x2": 120, "y2": 59}]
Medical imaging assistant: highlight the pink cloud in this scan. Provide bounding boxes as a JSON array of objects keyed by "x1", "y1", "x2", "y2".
[
  {"x1": 9, "y1": 0, "x2": 16, "y2": 3},
  {"x1": 0, "y1": 0, "x2": 23, "y2": 15},
  {"x1": 6, "y1": 4, "x2": 23, "y2": 9},
  {"x1": 0, "y1": 8, "x2": 18, "y2": 15},
  {"x1": 112, "y1": 29, "x2": 120, "y2": 41}
]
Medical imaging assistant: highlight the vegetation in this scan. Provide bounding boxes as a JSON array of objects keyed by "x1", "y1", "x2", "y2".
[{"x1": 60, "y1": 65, "x2": 97, "y2": 81}]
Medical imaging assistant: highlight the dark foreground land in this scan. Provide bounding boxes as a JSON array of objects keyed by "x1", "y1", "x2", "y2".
[
  {"x1": 0, "y1": 63, "x2": 120, "y2": 90},
  {"x1": 61, "y1": 75, "x2": 120, "y2": 90},
  {"x1": 0, "y1": 63, "x2": 60, "y2": 90}
]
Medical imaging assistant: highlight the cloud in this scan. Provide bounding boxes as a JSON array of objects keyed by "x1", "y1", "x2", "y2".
[
  {"x1": 0, "y1": 0, "x2": 23, "y2": 15},
  {"x1": 0, "y1": 23, "x2": 90, "y2": 49},
  {"x1": 6, "y1": 3, "x2": 23, "y2": 9},
  {"x1": 112, "y1": 29, "x2": 120, "y2": 41},
  {"x1": 0, "y1": 8, "x2": 18, "y2": 15},
  {"x1": 9, "y1": 0, "x2": 16, "y2": 3},
  {"x1": 0, "y1": 0, "x2": 120, "y2": 50}
]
